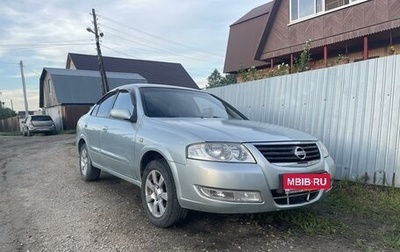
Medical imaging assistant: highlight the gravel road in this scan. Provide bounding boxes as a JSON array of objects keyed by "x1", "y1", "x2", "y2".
[{"x1": 0, "y1": 134, "x2": 355, "y2": 252}]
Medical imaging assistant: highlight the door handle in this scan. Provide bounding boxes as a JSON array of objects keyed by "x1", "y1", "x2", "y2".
[{"x1": 102, "y1": 126, "x2": 108, "y2": 131}]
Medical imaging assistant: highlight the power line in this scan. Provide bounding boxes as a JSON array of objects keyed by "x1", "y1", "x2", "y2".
[
  {"x1": 101, "y1": 44, "x2": 137, "y2": 59},
  {"x1": 0, "y1": 40, "x2": 90, "y2": 47},
  {"x1": 103, "y1": 30, "x2": 220, "y2": 63},
  {"x1": 98, "y1": 14, "x2": 223, "y2": 61},
  {"x1": 0, "y1": 61, "x2": 18, "y2": 65},
  {"x1": 23, "y1": 65, "x2": 41, "y2": 76},
  {"x1": 0, "y1": 43, "x2": 92, "y2": 52}
]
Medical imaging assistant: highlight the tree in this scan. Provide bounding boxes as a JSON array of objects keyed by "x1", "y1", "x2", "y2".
[
  {"x1": 0, "y1": 99, "x2": 17, "y2": 119},
  {"x1": 206, "y1": 69, "x2": 236, "y2": 89},
  {"x1": 222, "y1": 73, "x2": 237, "y2": 85}
]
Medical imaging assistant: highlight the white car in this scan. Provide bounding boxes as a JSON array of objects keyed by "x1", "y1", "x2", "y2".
[{"x1": 21, "y1": 115, "x2": 56, "y2": 136}]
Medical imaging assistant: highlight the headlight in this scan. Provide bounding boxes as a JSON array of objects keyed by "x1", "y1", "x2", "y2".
[
  {"x1": 187, "y1": 142, "x2": 255, "y2": 163},
  {"x1": 318, "y1": 141, "x2": 330, "y2": 158}
]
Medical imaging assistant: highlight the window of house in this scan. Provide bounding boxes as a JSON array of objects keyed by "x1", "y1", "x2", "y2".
[
  {"x1": 290, "y1": 0, "x2": 367, "y2": 23},
  {"x1": 291, "y1": 0, "x2": 320, "y2": 20},
  {"x1": 47, "y1": 79, "x2": 53, "y2": 94}
]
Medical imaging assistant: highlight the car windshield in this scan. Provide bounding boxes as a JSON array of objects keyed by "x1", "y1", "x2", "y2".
[
  {"x1": 140, "y1": 87, "x2": 246, "y2": 119},
  {"x1": 31, "y1": 116, "x2": 52, "y2": 121}
]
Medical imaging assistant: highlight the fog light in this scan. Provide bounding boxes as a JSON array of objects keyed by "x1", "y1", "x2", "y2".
[{"x1": 197, "y1": 186, "x2": 262, "y2": 203}]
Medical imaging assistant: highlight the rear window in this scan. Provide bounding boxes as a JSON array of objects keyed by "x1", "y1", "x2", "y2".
[{"x1": 31, "y1": 116, "x2": 53, "y2": 121}]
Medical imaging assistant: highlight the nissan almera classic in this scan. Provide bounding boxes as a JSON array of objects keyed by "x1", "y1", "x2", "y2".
[{"x1": 76, "y1": 84, "x2": 335, "y2": 227}]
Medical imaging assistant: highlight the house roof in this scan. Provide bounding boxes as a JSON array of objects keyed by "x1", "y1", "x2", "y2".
[
  {"x1": 224, "y1": 2, "x2": 273, "y2": 73},
  {"x1": 66, "y1": 53, "x2": 199, "y2": 89},
  {"x1": 224, "y1": 0, "x2": 400, "y2": 73},
  {"x1": 39, "y1": 68, "x2": 146, "y2": 107},
  {"x1": 223, "y1": 2, "x2": 275, "y2": 73}
]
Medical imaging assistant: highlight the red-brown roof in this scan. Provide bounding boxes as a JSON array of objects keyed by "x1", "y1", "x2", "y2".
[
  {"x1": 224, "y1": 0, "x2": 400, "y2": 73},
  {"x1": 223, "y1": 2, "x2": 275, "y2": 73}
]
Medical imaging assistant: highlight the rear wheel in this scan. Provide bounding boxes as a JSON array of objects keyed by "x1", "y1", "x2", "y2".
[
  {"x1": 141, "y1": 159, "x2": 187, "y2": 227},
  {"x1": 79, "y1": 143, "x2": 101, "y2": 181}
]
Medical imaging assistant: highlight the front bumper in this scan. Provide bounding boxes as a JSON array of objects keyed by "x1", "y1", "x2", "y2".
[{"x1": 173, "y1": 150, "x2": 335, "y2": 214}]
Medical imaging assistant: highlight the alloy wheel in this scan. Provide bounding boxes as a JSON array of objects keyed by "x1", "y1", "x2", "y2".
[{"x1": 145, "y1": 170, "x2": 168, "y2": 217}]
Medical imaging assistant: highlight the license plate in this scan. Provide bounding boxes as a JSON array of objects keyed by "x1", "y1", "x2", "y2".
[{"x1": 282, "y1": 173, "x2": 331, "y2": 191}]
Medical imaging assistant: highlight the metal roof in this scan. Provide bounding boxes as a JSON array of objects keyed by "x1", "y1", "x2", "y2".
[
  {"x1": 66, "y1": 53, "x2": 199, "y2": 89},
  {"x1": 39, "y1": 68, "x2": 146, "y2": 107}
]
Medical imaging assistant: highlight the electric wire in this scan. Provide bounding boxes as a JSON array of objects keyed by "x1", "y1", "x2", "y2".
[
  {"x1": 95, "y1": 16, "x2": 223, "y2": 77},
  {"x1": 0, "y1": 61, "x2": 18, "y2": 65},
  {"x1": 23, "y1": 65, "x2": 41, "y2": 76},
  {"x1": 103, "y1": 30, "x2": 220, "y2": 63},
  {"x1": 98, "y1": 14, "x2": 222, "y2": 59}
]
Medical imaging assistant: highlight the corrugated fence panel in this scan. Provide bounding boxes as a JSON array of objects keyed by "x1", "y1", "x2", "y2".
[
  {"x1": 0, "y1": 116, "x2": 20, "y2": 132},
  {"x1": 208, "y1": 54, "x2": 400, "y2": 187}
]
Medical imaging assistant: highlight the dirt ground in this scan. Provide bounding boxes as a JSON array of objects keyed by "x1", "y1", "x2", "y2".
[{"x1": 0, "y1": 134, "x2": 360, "y2": 252}]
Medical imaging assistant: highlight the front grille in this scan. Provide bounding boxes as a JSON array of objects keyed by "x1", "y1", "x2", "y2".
[
  {"x1": 254, "y1": 143, "x2": 320, "y2": 164},
  {"x1": 271, "y1": 190, "x2": 319, "y2": 205}
]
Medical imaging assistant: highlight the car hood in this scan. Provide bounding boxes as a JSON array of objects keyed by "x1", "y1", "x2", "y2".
[{"x1": 149, "y1": 118, "x2": 318, "y2": 143}]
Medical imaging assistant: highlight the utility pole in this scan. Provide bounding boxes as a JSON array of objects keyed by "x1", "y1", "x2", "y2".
[
  {"x1": 19, "y1": 60, "x2": 29, "y2": 117},
  {"x1": 87, "y1": 8, "x2": 109, "y2": 95}
]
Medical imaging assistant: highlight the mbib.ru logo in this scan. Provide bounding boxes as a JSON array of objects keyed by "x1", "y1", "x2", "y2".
[{"x1": 282, "y1": 173, "x2": 331, "y2": 191}]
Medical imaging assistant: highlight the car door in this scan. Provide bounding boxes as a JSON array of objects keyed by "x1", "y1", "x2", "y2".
[
  {"x1": 84, "y1": 92, "x2": 118, "y2": 168},
  {"x1": 100, "y1": 90, "x2": 139, "y2": 179}
]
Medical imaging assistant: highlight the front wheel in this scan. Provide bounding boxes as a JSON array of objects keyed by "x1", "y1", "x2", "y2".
[
  {"x1": 79, "y1": 143, "x2": 101, "y2": 181},
  {"x1": 141, "y1": 159, "x2": 187, "y2": 227}
]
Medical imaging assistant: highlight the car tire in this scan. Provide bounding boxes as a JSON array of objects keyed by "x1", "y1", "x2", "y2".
[
  {"x1": 141, "y1": 159, "x2": 188, "y2": 228},
  {"x1": 79, "y1": 143, "x2": 101, "y2": 181}
]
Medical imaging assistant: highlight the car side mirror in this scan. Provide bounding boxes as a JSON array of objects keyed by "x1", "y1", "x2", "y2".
[{"x1": 110, "y1": 108, "x2": 136, "y2": 122}]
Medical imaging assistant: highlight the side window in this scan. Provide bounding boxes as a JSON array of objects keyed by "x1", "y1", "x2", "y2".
[
  {"x1": 96, "y1": 93, "x2": 117, "y2": 117},
  {"x1": 113, "y1": 91, "x2": 135, "y2": 115},
  {"x1": 91, "y1": 104, "x2": 99, "y2": 116}
]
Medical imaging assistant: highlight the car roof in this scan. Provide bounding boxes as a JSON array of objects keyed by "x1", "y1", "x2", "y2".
[
  {"x1": 112, "y1": 83, "x2": 201, "y2": 93},
  {"x1": 30, "y1": 115, "x2": 52, "y2": 118}
]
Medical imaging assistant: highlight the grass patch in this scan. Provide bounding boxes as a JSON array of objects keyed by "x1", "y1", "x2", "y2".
[
  {"x1": 0, "y1": 131, "x2": 22, "y2": 136},
  {"x1": 330, "y1": 181, "x2": 400, "y2": 250},
  {"x1": 246, "y1": 180, "x2": 400, "y2": 251}
]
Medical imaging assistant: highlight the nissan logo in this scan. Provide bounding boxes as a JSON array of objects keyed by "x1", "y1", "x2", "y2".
[{"x1": 294, "y1": 147, "x2": 307, "y2": 160}]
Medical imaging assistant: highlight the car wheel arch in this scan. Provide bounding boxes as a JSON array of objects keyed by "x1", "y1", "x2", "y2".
[
  {"x1": 140, "y1": 151, "x2": 165, "y2": 178},
  {"x1": 139, "y1": 150, "x2": 184, "y2": 200},
  {"x1": 78, "y1": 138, "x2": 86, "y2": 150}
]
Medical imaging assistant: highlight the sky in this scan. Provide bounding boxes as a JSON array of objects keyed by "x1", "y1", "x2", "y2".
[{"x1": 0, "y1": 0, "x2": 269, "y2": 112}]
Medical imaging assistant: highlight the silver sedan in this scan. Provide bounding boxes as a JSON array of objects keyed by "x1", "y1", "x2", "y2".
[{"x1": 76, "y1": 84, "x2": 335, "y2": 227}]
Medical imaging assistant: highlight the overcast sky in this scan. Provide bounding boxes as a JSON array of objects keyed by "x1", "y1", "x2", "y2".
[{"x1": 0, "y1": 0, "x2": 269, "y2": 112}]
